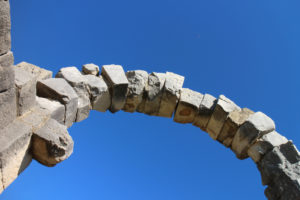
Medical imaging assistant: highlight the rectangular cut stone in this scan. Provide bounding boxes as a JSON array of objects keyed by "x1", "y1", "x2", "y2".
[
  {"x1": 158, "y1": 72, "x2": 184, "y2": 118},
  {"x1": 82, "y1": 63, "x2": 99, "y2": 75},
  {"x1": 248, "y1": 131, "x2": 288, "y2": 163},
  {"x1": 0, "y1": 119, "x2": 32, "y2": 190},
  {"x1": 0, "y1": 88, "x2": 16, "y2": 130},
  {"x1": 0, "y1": 0, "x2": 11, "y2": 55},
  {"x1": 174, "y1": 88, "x2": 203, "y2": 124},
  {"x1": 0, "y1": 51, "x2": 13, "y2": 68},
  {"x1": 37, "y1": 78, "x2": 78, "y2": 127},
  {"x1": 232, "y1": 111, "x2": 276, "y2": 159},
  {"x1": 36, "y1": 97, "x2": 65, "y2": 124},
  {"x1": 193, "y1": 94, "x2": 217, "y2": 131},
  {"x1": 206, "y1": 95, "x2": 241, "y2": 140},
  {"x1": 14, "y1": 67, "x2": 37, "y2": 115},
  {"x1": 15, "y1": 62, "x2": 52, "y2": 81},
  {"x1": 217, "y1": 108, "x2": 254, "y2": 147},
  {"x1": 123, "y1": 70, "x2": 148, "y2": 113},
  {"x1": 142, "y1": 72, "x2": 166, "y2": 115},
  {"x1": 101, "y1": 65, "x2": 128, "y2": 113},
  {"x1": 0, "y1": 65, "x2": 14, "y2": 92}
]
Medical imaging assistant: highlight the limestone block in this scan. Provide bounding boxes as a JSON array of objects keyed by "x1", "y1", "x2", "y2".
[
  {"x1": 193, "y1": 94, "x2": 217, "y2": 131},
  {"x1": 82, "y1": 63, "x2": 99, "y2": 75},
  {"x1": 0, "y1": 65, "x2": 14, "y2": 92},
  {"x1": 0, "y1": 51, "x2": 13, "y2": 68},
  {"x1": 56, "y1": 67, "x2": 91, "y2": 122},
  {"x1": 174, "y1": 88, "x2": 203, "y2": 124},
  {"x1": 85, "y1": 75, "x2": 111, "y2": 112},
  {"x1": 101, "y1": 64, "x2": 128, "y2": 113},
  {"x1": 232, "y1": 111, "x2": 276, "y2": 159},
  {"x1": 217, "y1": 108, "x2": 254, "y2": 147},
  {"x1": 15, "y1": 61, "x2": 52, "y2": 81},
  {"x1": 142, "y1": 72, "x2": 166, "y2": 115},
  {"x1": 0, "y1": 88, "x2": 16, "y2": 130},
  {"x1": 14, "y1": 67, "x2": 37, "y2": 115},
  {"x1": 0, "y1": 0, "x2": 11, "y2": 55},
  {"x1": 206, "y1": 95, "x2": 241, "y2": 140},
  {"x1": 123, "y1": 70, "x2": 148, "y2": 113},
  {"x1": 32, "y1": 118, "x2": 74, "y2": 167},
  {"x1": 0, "y1": 119, "x2": 32, "y2": 190},
  {"x1": 248, "y1": 131, "x2": 288, "y2": 163},
  {"x1": 158, "y1": 72, "x2": 184, "y2": 118},
  {"x1": 37, "y1": 78, "x2": 78, "y2": 127},
  {"x1": 36, "y1": 97, "x2": 65, "y2": 124}
]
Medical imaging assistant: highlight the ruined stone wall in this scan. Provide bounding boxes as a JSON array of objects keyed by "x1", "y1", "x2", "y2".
[{"x1": 1, "y1": 1, "x2": 300, "y2": 199}]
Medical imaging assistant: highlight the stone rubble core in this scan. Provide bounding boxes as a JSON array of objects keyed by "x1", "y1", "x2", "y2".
[{"x1": 1, "y1": 2, "x2": 300, "y2": 199}]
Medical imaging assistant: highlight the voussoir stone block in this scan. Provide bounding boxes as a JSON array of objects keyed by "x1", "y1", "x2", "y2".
[
  {"x1": 14, "y1": 67, "x2": 37, "y2": 116},
  {"x1": 217, "y1": 108, "x2": 254, "y2": 147},
  {"x1": 0, "y1": 119, "x2": 32, "y2": 191},
  {"x1": 0, "y1": 87, "x2": 16, "y2": 130},
  {"x1": 37, "y1": 78, "x2": 78, "y2": 127},
  {"x1": 15, "y1": 62, "x2": 52, "y2": 81},
  {"x1": 123, "y1": 70, "x2": 148, "y2": 113},
  {"x1": 206, "y1": 95, "x2": 241, "y2": 140},
  {"x1": 101, "y1": 64, "x2": 128, "y2": 113},
  {"x1": 232, "y1": 111, "x2": 275, "y2": 159},
  {"x1": 82, "y1": 63, "x2": 99, "y2": 75},
  {"x1": 193, "y1": 94, "x2": 217, "y2": 131},
  {"x1": 158, "y1": 72, "x2": 184, "y2": 118},
  {"x1": 0, "y1": 0, "x2": 11, "y2": 55},
  {"x1": 36, "y1": 97, "x2": 65, "y2": 124},
  {"x1": 174, "y1": 88, "x2": 203, "y2": 124}
]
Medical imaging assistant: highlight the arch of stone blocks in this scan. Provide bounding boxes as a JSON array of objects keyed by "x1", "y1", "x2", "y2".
[{"x1": 1, "y1": 1, "x2": 300, "y2": 199}]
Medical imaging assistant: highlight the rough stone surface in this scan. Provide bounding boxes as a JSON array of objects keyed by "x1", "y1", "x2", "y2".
[
  {"x1": 32, "y1": 118, "x2": 74, "y2": 167},
  {"x1": 232, "y1": 111, "x2": 276, "y2": 159},
  {"x1": 0, "y1": 51, "x2": 13, "y2": 68},
  {"x1": 82, "y1": 63, "x2": 99, "y2": 75},
  {"x1": 158, "y1": 72, "x2": 184, "y2": 118},
  {"x1": 56, "y1": 67, "x2": 91, "y2": 122},
  {"x1": 193, "y1": 94, "x2": 217, "y2": 131},
  {"x1": 36, "y1": 97, "x2": 65, "y2": 124},
  {"x1": 217, "y1": 108, "x2": 254, "y2": 147},
  {"x1": 141, "y1": 72, "x2": 166, "y2": 115},
  {"x1": 0, "y1": 87, "x2": 16, "y2": 130},
  {"x1": 123, "y1": 70, "x2": 148, "y2": 113},
  {"x1": 174, "y1": 88, "x2": 203, "y2": 124},
  {"x1": 248, "y1": 131, "x2": 288, "y2": 163},
  {"x1": 206, "y1": 95, "x2": 241, "y2": 140},
  {"x1": 0, "y1": 0, "x2": 11, "y2": 55},
  {"x1": 0, "y1": 65, "x2": 14, "y2": 92},
  {"x1": 37, "y1": 78, "x2": 78, "y2": 127},
  {"x1": 15, "y1": 62, "x2": 52, "y2": 81},
  {"x1": 0, "y1": 119, "x2": 32, "y2": 190},
  {"x1": 14, "y1": 67, "x2": 37, "y2": 116},
  {"x1": 101, "y1": 65, "x2": 128, "y2": 113}
]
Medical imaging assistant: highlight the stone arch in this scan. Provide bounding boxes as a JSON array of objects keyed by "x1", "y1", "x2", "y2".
[{"x1": 0, "y1": 1, "x2": 300, "y2": 199}]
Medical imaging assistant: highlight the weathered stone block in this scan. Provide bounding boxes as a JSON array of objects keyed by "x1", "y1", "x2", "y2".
[
  {"x1": 232, "y1": 111, "x2": 276, "y2": 159},
  {"x1": 37, "y1": 78, "x2": 78, "y2": 127},
  {"x1": 0, "y1": 87, "x2": 16, "y2": 130},
  {"x1": 0, "y1": 51, "x2": 13, "y2": 68},
  {"x1": 0, "y1": 65, "x2": 14, "y2": 92},
  {"x1": 0, "y1": 119, "x2": 32, "y2": 190},
  {"x1": 193, "y1": 94, "x2": 217, "y2": 131},
  {"x1": 32, "y1": 118, "x2": 74, "y2": 167},
  {"x1": 82, "y1": 63, "x2": 99, "y2": 75},
  {"x1": 36, "y1": 97, "x2": 65, "y2": 124},
  {"x1": 15, "y1": 61, "x2": 52, "y2": 81},
  {"x1": 248, "y1": 131, "x2": 288, "y2": 163},
  {"x1": 217, "y1": 108, "x2": 254, "y2": 147},
  {"x1": 123, "y1": 70, "x2": 148, "y2": 113},
  {"x1": 0, "y1": 0, "x2": 11, "y2": 55},
  {"x1": 142, "y1": 72, "x2": 166, "y2": 115},
  {"x1": 101, "y1": 64, "x2": 128, "y2": 113},
  {"x1": 174, "y1": 88, "x2": 203, "y2": 124},
  {"x1": 158, "y1": 72, "x2": 184, "y2": 118},
  {"x1": 14, "y1": 67, "x2": 37, "y2": 115},
  {"x1": 206, "y1": 95, "x2": 241, "y2": 140}
]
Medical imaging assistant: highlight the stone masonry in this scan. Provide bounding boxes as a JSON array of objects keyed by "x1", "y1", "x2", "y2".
[{"x1": 0, "y1": 1, "x2": 300, "y2": 199}]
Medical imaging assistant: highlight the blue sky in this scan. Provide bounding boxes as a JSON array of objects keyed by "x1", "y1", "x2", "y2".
[{"x1": 2, "y1": 0, "x2": 300, "y2": 199}]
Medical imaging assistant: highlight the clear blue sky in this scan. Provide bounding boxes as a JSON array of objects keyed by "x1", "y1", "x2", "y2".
[{"x1": 2, "y1": 0, "x2": 300, "y2": 199}]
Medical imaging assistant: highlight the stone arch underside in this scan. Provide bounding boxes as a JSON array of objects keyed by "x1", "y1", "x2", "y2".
[{"x1": 0, "y1": 1, "x2": 300, "y2": 199}]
